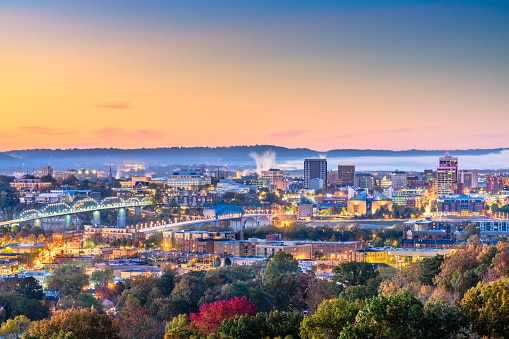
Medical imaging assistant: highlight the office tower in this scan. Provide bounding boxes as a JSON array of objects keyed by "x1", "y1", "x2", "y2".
[
  {"x1": 338, "y1": 164, "x2": 355, "y2": 187},
  {"x1": 436, "y1": 154, "x2": 458, "y2": 196},
  {"x1": 327, "y1": 170, "x2": 338, "y2": 187},
  {"x1": 355, "y1": 173, "x2": 374, "y2": 190},
  {"x1": 304, "y1": 158, "x2": 327, "y2": 189},
  {"x1": 459, "y1": 170, "x2": 478, "y2": 190},
  {"x1": 391, "y1": 170, "x2": 407, "y2": 189}
]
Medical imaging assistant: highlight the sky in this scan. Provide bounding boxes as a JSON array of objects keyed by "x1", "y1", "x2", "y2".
[{"x1": 1, "y1": 0, "x2": 508, "y2": 152}]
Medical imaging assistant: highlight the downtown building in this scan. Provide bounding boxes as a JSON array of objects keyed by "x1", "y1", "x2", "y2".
[
  {"x1": 436, "y1": 154, "x2": 458, "y2": 196},
  {"x1": 304, "y1": 158, "x2": 327, "y2": 189},
  {"x1": 337, "y1": 164, "x2": 355, "y2": 187}
]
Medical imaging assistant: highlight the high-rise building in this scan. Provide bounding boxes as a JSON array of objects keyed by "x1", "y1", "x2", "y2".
[
  {"x1": 459, "y1": 170, "x2": 478, "y2": 190},
  {"x1": 304, "y1": 158, "x2": 327, "y2": 189},
  {"x1": 338, "y1": 164, "x2": 355, "y2": 187},
  {"x1": 391, "y1": 170, "x2": 407, "y2": 189},
  {"x1": 355, "y1": 173, "x2": 374, "y2": 191},
  {"x1": 327, "y1": 170, "x2": 338, "y2": 188},
  {"x1": 436, "y1": 154, "x2": 458, "y2": 196}
]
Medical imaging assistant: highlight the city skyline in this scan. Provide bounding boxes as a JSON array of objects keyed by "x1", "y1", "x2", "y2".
[{"x1": 1, "y1": 1, "x2": 508, "y2": 152}]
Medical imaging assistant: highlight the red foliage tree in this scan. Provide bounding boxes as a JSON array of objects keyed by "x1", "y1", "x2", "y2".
[{"x1": 189, "y1": 296, "x2": 256, "y2": 334}]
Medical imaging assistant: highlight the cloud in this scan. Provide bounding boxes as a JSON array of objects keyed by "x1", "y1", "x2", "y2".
[
  {"x1": 21, "y1": 126, "x2": 73, "y2": 136},
  {"x1": 129, "y1": 93, "x2": 161, "y2": 97},
  {"x1": 462, "y1": 132, "x2": 508, "y2": 139},
  {"x1": 332, "y1": 127, "x2": 433, "y2": 140},
  {"x1": 267, "y1": 129, "x2": 307, "y2": 139},
  {"x1": 94, "y1": 101, "x2": 131, "y2": 109},
  {"x1": 95, "y1": 127, "x2": 163, "y2": 139}
]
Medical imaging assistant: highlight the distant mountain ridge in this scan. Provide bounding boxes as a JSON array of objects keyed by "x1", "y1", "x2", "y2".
[{"x1": 0, "y1": 146, "x2": 507, "y2": 173}]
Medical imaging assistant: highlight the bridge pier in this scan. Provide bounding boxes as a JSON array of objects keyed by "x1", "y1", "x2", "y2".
[
  {"x1": 117, "y1": 208, "x2": 126, "y2": 228},
  {"x1": 134, "y1": 206, "x2": 141, "y2": 216},
  {"x1": 93, "y1": 211, "x2": 101, "y2": 226},
  {"x1": 65, "y1": 215, "x2": 72, "y2": 227},
  {"x1": 34, "y1": 219, "x2": 41, "y2": 227}
]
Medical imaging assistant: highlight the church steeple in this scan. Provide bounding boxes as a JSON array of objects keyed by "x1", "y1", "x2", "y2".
[{"x1": 108, "y1": 165, "x2": 113, "y2": 183}]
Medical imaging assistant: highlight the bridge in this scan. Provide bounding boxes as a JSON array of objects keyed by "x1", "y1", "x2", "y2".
[
  {"x1": 134, "y1": 212, "x2": 292, "y2": 234},
  {"x1": 0, "y1": 197, "x2": 152, "y2": 228}
]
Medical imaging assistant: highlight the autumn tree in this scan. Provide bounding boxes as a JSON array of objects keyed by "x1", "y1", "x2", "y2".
[
  {"x1": 433, "y1": 242, "x2": 482, "y2": 298},
  {"x1": 304, "y1": 275, "x2": 335, "y2": 314},
  {"x1": 462, "y1": 278, "x2": 509, "y2": 338},
  {"x1": 378, "y1": 262, "x2": 431, "y2": 302},
  {"x1": 116, "y1": 307, "x2": 164, "y2": 339},
  {"x1": 26, "y1": 308, "x2": 120, "y2": 339},
  {"x1": 0, "y1": 315, "x2": 31, "y2": 339},
  {"x1": 189, "y1": 296, "x2": 256, "y2": 334}
]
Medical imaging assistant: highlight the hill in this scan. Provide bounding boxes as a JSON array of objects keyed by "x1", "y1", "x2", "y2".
[{"x1": 0, "y1": 146, "x2": 507, "y2": 173}]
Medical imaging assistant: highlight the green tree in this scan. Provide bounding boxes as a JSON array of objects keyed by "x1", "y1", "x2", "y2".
[
  {"x1": 263, "y1": 252, "x2": 300, "y2": 281},
  {"x1": 262, "y1": 252, "x2": 302, "y2": 311},
  {"x1": 219, "y1": 313, "x2": 264, "y2": 339},
  {"x1": 220, "y1": 310, "x2": 303, "y2": 339},
  {"x1": 117, "y1": 274, "x2": 159, "y2": 310},
  {"x1": 47, "y1": 265, "x2": 89, "y2": 297},
  {"x1": 419, "y1": 255, "x2": 444, "y2": 286},
  {"x1": 0, "y1": 292, "x2": 49, "y2": 321},
  {"x1": 423, "y1": 294, "x2": 466, "y2": 339},
  {"x1": 170, "y1": 272, "x2": 206, "y2": 314},
  {"x1": 300, "y1": 298, "x2": 363, "y2": 339},
  {"x1": 331, "y1": 261, "x2": 379, "y2": 290},
  {"x1": 16, "y1": 277, "x2": 43, "y2": 300},
  {"x1": 156, "y1": 270, "x2": 176, "y2": 298},
  {"x1": 58, "y1": 293, "x2": 103, "y2": 312},
  {"x1": 90, "y1": 268, "x2": 114, "y2": 289},
  {"x1": 339, "y1": 292, "x2": 426, "y2": 339},
  {"x1": 145, "y1": 232, "x2": 163, "y2": 248},
  {"x1": 164, "y1": 314, "x2": 192, "y2": 339}
]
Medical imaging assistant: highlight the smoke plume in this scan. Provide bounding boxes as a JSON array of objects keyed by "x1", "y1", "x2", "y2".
[{"x1": 249, "y1": 150, "x2": 276, "y2": 175}]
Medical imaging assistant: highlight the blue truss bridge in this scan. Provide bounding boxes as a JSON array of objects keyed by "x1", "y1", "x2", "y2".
[{"x1": 0, "y1": 197, "x2": 151, "y2": 227}]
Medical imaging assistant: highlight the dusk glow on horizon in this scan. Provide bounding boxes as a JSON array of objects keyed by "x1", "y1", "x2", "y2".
[{"x1": 1, "y1": 1, "x2": 508, "y2": 152}]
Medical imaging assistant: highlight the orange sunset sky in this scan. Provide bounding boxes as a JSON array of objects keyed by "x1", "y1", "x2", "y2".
[{"x1": 1, "y1": 1, "x2": 508, "y2": 152}]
